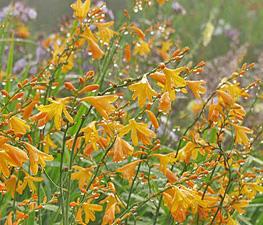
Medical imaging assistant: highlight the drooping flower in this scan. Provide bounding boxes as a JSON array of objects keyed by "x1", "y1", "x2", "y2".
[
  {"x1": 81, "y1": 95, "x2": 118, "y2": 119},
  {"x1": 146, "y1": 110, "x2": 159, "y2": 129},
  {"x1": 100, "y1": 193, "x2": 123, "y2": 225},
  {"x1": 5, "y1": 175, "x2": 17, "y2": 198},
  {"x1": 71, "y1": 0, "x2": 90, "y2": 20},
  {"x1": 0, "y1": 141, "x2": 28, "y2": 177},
  {"x1": 35, "y1": 97, "x2": 74, "y2": 130},
  {"x1": 22, "y1": 93, "x2": 40, "y2": 119},
  {"x1": 81, "y1": 27, "x2": 104, "y2": 60},
  {"x1": 23, "y1": 142, "x2": 54, "y2": 175},
  {"x1": 118, "y1": 119, "x2": 156, "y2": 146},
  {"x1": 216, "y1": 90, "x2": 235, "y2": 107},
  {"x1": 110, "y1": 136, "x2": 133, "y2": 162},
  {"x1": 158, "y1": 92, "x2": 171, "y2": 113},
  {"x1": 116, "y1": 160, "x2": 142, "y2": 184},
  {"x1": 9, "y1": 116, "x2": 30, "y2": 136},
  {"x1": 128, "y1": 77, "x2": 157, "y2": 108}
]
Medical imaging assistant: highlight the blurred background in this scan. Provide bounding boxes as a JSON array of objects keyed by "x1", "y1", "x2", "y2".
[{"x1": 1, "y1": 0, "x2": 263, "y2": 61}]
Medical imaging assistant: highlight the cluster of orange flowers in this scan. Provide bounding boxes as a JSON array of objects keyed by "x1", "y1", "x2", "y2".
[{"x1": 0, "y1": 0, "x2": 262, "y2": 225}]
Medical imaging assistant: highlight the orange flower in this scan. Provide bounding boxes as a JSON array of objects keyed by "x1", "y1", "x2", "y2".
[
  {"x1": 129, "y1": 77, "x2": 157, "y2": 108},
  {"x1": 9, "y1": 116, "x2": 30, "y2": 136},
  {"x1": 5, "y1": 175, "x2": 17, "y2": 198},
  {"x1": 146, "y1": 110, "x2": 159, "y2": 129},
  {"x1": 163, "y1": 185, "x2": 207, "y2": 223},
  {"x1": 81, "y1": 27, "x2": 104, "y2": 60},
  {"x1": 216, "y1": 90, "x2": 235, "y2": 106},
  {"x1": 81, "y1": 95, "x2": 118, "y2": 119},
  {"x1": 23, "y1": 93, "x2": 39, "y2": 119},
  {"x1": 23, "y1": 142, "x2": 54, "y2": 175},
  {"x1": 116, "y1": 160, "x2": 142, "y2": 184},
  {"x1": 118, "y1": 119, "x2": 156, "y2": 146},
  {"x1": 157, "y1": 0, "x2": 167, "y2": 5},
  {"x1": 0, "y1": 142, "x2": 28, "y2": 177},
  {"x1": 158, "y1": 92, "x2": 171, "y2": 113},
  {"x1": 71, "y1": 0, "x2": 90, "y2": 20},
  {"x1": 100, "y1": 192, "x2": 123, "y2": 225},
  {"x1": 186, "y1": 80, "x2": 206, "y2": 99},
  {"x1": 110, "y1": 136, "x2": 133, "y2": 162},
  {"x1": 124, "y1": 44, "x2": 131, "y2": 62}
]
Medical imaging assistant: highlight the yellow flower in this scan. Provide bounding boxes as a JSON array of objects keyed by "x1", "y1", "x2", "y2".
[
  {"x1": 71, "y1": 0, "x2": 90, "y2": 20},
  {"x1": 76, "y1": 200, "x2": 103, "y2": 224},
  {"x1": 177, "y1": 141, "x2": 200, "y2": 164},
  {"x1": 152, "y1": 153, "x2": 177, "y2": 173},
  {"x1": 129, "y1": 77, "x2": 157, "y2": 108},
  {"x1": 23, "y1": 142, "x2": 54, "y2": 175},
  {"x1": 9, "y1": 116, "x2": 30, "y2": 136},
  {"x1": 186, "y1": 80, "x2": 206, "y2": 99},
  {"x1": 52, "y1": 43, "x2": 74, "y2": 73},
  {"x1": 158, "y1": 40, "x2": 173, "y2": 60},
  {"x1": 71, "y1": 165, "x2": 93, "y2": 189},
  {"x1": 37, "y1": 98, "x2": 74, "y2": 130},
  {"x1": 110, "y1": 136, "x2": 133, "y2": 162},
  {"x1": 81, "y1": 95, "x2": 118, "y2": 119},
  {"x1": 81, "y1": 121, "x2": 100, "y2": 150},
  {"x1": 134, "y1": 40, "x2": 150, "y2": 56},
  {"x1": 118, "y1": 119, "x2": 156, "y2": 146},
  {"x1": 16, "y1": 173, "x2": 43, "y2": 194},
  {"x1": 116, "y1": 160, "x2": 142, "y2": 184},
  {"x1": 163, "y1": 67, "x2": 187, "y2": 100},
  {"x1": 232, "y1": 124, "x2": 253, "y2": 146},
  {"x1": 43, "y1": 134, "x2": 57, "y2": 154},
  {"x1": 96, "y1": 21, "x2": 117, "y2": 44}
]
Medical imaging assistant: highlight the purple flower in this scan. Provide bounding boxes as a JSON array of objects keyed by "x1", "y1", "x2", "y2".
[{"x1": 172, "y1": 1, "x2": 186, "y2": 15}]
